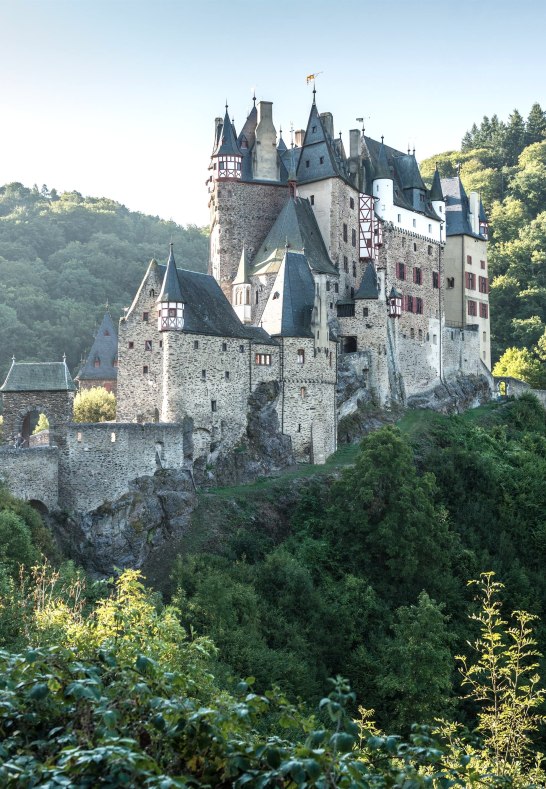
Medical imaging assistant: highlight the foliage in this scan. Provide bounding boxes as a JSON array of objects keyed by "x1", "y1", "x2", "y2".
[
  {"x1": 456, "y1": 572, "x2": 546, "y2": 781},
  {"x1": 73, "y1": 386, "x2": 116, "y2": 423},
  {"x1": 0, "y1": 183, "x2": 208, "y2": 382},
  {"x1": 493, "y1": 346, "x2": 546, "y2": 388},
  {"x1": 32, "y1": 413, "x2": 49, "y2": 434}
]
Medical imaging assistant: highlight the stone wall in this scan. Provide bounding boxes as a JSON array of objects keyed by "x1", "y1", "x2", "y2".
[
  {"x1": 0, "y1": 446, "x2": 59, "y2": 511},
  {"x1": 442, "y1": 325, "x2": 482, "y2": 378},
  {"x1": 58, "y1": 422, "x2": 186, "y2": 512},
  {"x1": 1, "y1": 390, "x2": 75, "y2": 448},
  {"x1": 209, "y1": 180, "x2": 288, "y2": 298}
]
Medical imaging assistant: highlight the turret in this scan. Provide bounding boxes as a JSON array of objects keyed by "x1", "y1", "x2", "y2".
[
  {"x1": 430, "y1": 164, "x2": 445, "y2": 240},
  {"x1": 372, "y1": 138, "x2": 393, "y2": 217},
  {"x1": 211, "y1": 105, "x2": 242, "y2": 181},
  {"x1": 253, "y1": 101, "x2": 278, "y2": 180},
  {"x1": 232, "y1": 245, "x2": 252, "y2": 323},
  {"x1": 157, "y1": 244, "x2": 184, "y2": 331}
]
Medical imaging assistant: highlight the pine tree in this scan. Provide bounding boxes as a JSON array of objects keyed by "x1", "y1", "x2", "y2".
[{"x1": 525, "y1": 103, "x2": 546, "y2": 146}]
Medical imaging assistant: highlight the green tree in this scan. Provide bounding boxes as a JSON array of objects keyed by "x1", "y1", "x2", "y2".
[
  {"x1": 493, "y1": 347, "x2": 546, "y2": 388},
  {"x1": 0, "y1": 510, "x2": 39, "y2": 577},
  {"x1": 376, "y1": 592, "x2": 454, "y2": 732},
  {"x1": 32, "y1": 413, "x2": 49, "y2": 434},
  {"x1": 525, "y1": 103, "x2": 546, "y2": 147},
  {"x1": 73, "y1": 386, "x2": 116, "y2": 422}
]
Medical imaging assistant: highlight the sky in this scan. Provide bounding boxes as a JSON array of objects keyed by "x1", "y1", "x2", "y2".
[{"x1": 1, "y1": 0, "x2": 545, "y2": 227}]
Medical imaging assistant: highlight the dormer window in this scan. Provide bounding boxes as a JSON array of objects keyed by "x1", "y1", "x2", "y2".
[
  {"x1": 319, "y1": 156, "x2": 324, "y2": 164},
  {"x1": 94, "y1": 357, "x2": 100, "y2": 368}
]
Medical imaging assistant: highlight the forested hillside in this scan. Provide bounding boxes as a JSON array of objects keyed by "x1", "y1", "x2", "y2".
[
  {"x1": 1, "y1": 397, "x2": 546, "y2": 784},
  {"x1": 420, "y1": 103, "x2": 546, "y2": 378},
  {"x1": 0, "y1": 183, "x2": 208, "y2": 381}
]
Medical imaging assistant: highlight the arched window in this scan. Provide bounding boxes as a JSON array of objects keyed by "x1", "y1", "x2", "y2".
[
  {"x1": 297, "y1": 349, "x2": 305, "y2": 365},
  {"x1": 245, "y1": 288, "x2": 250, "y2": 305},
  {"x1": 149, "y1": 288, "x2": 155, "y2": 297},
  {"x1": 300, "y1": 386, "x2": 306, "y2": 399}
]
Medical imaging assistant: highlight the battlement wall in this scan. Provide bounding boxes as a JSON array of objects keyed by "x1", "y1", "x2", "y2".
[
  {"x1": 0, "y1": 446, "x2": 59, "y2": 511},
  {"x1": 58, "y1": 422, "x2": 187, "y2": 512}
]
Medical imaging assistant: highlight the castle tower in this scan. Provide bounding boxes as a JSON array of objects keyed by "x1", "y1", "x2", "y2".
[
  {"x1": 372, "y1": 138, "x2": 393, "y2": 218},
  {"x1": 231, "y1": 245, "x2": 252, "y2": 323},
  {"x1": 430, "y1": 164, "x2": 446, "y2": 241},
  {"x1": 75, "y1": 309, "x2": 118, "y2": 394},
  {"x1": 157, "y1": 243, "x2": 184, "y2": 331},
  {"x1": 210, "y1": 105, "x2": 242, "y2": 181}
]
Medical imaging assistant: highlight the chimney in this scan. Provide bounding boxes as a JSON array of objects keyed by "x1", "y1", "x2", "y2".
[
  {"x1": 319, "y1": 112, "x2": 334, "y2": 139},
  {"x1": 294, "y1": 129, "x2": 305, "y2": 147},
  {"x1": 254, "y1": 101, "x2": 277, "y2": 180},
  {"x1": 349, "y1": 129, "x2": 360, "y2": 159}
]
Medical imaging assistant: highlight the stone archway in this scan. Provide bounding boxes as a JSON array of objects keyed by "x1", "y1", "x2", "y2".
[
  {"x1": 19, "y1": 407, "x2": 50, "y2": 447},
  {"x1": 28, "y1": 499, "x2": 49, "y2": 516}
]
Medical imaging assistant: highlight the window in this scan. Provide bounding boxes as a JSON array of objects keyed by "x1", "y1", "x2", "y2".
[
  {"x1": 397, "y1": 213, "x2": 402, "y2": 223},
  {"x1": 343, "y1": 224, "x2": 348, "y2": 242},
  {"x1": 202, "y1": 369, "x2": 206, "y2": 379},
  {"x1": 352, "y1": 261, "x2": 357, "y2": 278},
  {"x1": 312, "y1": 125, "x2": 316, "y2": 133},
  {"x1": 111, "y1": 432, "x2": 116, "y2": 443},
  {"x1": 211, "y1": 400, "x2": 217, "y2": 412},
  {"x1": 145, "y1": 340, "x2": 152, "y2": 351},
  {"x1": 447, "y1": 277, "x2": 455, "y2": 288},
  {"x1": 401, "y1": 236, "x2": 406, "y2": 246},
  {"x1": 351, "y1": 228, "x2": 356, "y2": 247},
  {"x1": 255, "y1": 353, "x2": 271, "y2": 366},
  {"x1": 143, "y1": 312, "x2": 149, "y2": 322},
  {"x1": 239, "y1": 344, "x2": 245, "y2": 353},
  {"x1": 428, "y1": 224, "x2": 432, "y2": 233},
  {"x1": 468, "y1": 300, "x2": 477, "y2": 316},
  {"x1": 334, "y1": 283, "x2": 339, "y2": 293},
  {"x1": 326, "y1": 280, "x2": 331, "y2": 291},
  {"x1": 319, "y1": 156, "x2": 324, "y2": 164},
  {"x1": 479, "y1": 276, "x2": 488, "y2": 294},
  {"x1": 416, "y1": 297, "x2": 423, "y2": 314},
  {"x1": 222, "y1": 342, "x2": 227, "y2": 352},
  {"x1": 149, "y1": 289, "x2": 155, "y2": 297},
  {"x1": 418, "y1": 329, "x2": 423, "y2": 341},
  {"x1": 350, "y1": 197, "x2": 355, "y2": 209},
  {"x1": 143, "y1": 365, "x2": 149, "y2": 374},
  {"x1": 77, "y1": 432, "x2": 82, "y2": 443},
  {"x1": 432, "y1": 334, "x2": 437, "y2": 345},
  {"x1": 363, "y1": 307, "x2": 369, "y2": 317},
  {"x1": 480, "y1": 303, "x2": 489, "y2": 318},
  {"x1": 396, "y1": 262, "x2": 406, "y2": 280},
  {"x1": 404, "y1": 295, "x2": 414, "y2": 312},
  {"x1": 300, "y1": 386, "x2": 307, "y2": 399},
  {"x1": 467, "y1": 255, "x2": 472, "y2": 265},
  {"x1": 413, "y1": 242, "x2": 417, "y2": 251},
  {"x1": 310, "y1": 195, "x2": 314, "y2": 206},
  {"x1": 104, "y1": 329, "x2": 110, "y2": 336},
  {"x1": 194, "y1": 340, "x2": 199, "y2": 349},
  {"x1": 337, "y1": 302, "x2": 355, "y2": 317},
  {"x1": 343, "y1": 256, "x2": 349, "y2": 272},
  {"x1": 297, "y1": 423, "x2": 301, "y2": 432},
  {"x1": 483, "y1": 331, "x2": 487, "y2": 342},
  {"x1": 256, "y1": 290, "x2": 259, "y2": 304},
  {"x1": 410, "y1": 328, "x2": 415, "y2": 339},
  {"x1": 128, "y1": 341, "x2": 134, "y2": 349},
  {"x1": 413, "y1": 266, "x2": 422, "y2": 285},
  {"x1": 428, "y1": 245, "x2": 433, "y2": 255},
  {"x1": 480, "y1": 259, "x2": 486, "y2": 270},
  {"x1": 465, "y1": 272, "x2": 476, "y2": 290},
  {"x1": 305, "y1": 159, "x2": 310, "y2": 168},
  {"x1": 432, "y1": 271, "x2": 439, "y2": 289},
  {"x1": 297, "y1": 349, "x2": 305, "y2": 364},
  {"x1": 412, "y1": 218, "x2": 416, "y2": 228},
  {"x1": 94, "y1": 357, "x2": 100, "y2": 368},
  {"x1": 168, "y1": 307, "x2": 177, "y2": 317}
]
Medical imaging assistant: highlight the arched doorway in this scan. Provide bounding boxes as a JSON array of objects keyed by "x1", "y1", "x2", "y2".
[
  {"x1": 29, "y1": 499, "x2": 49, "y2": 516},
  {"x1": 20, "y1": 410, "x2": 50, "y2": 447}
]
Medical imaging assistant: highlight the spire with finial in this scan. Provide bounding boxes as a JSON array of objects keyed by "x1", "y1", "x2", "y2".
[
  {"x1": 158, "y1": 243, "x2": 184, "y2": 331},
  {"x1": 430, "y1": 162, "x2": 444, "y2": 203}
]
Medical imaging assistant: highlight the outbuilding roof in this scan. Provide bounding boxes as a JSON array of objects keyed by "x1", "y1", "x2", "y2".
[
  {"x1": 1, "y1": 360, "x2": 77, "y2": 392},
  {"x1": 76, "y1": 311, "x2": 118, "y2": 383}
]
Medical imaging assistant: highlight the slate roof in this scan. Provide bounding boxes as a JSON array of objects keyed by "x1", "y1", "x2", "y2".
[
  {"x1": 430, "y1": 167, "x2": 444, "y2": 202},
  {"x1": 232, "y1": 245, "x2": 251, "y2": 285},
  {"x1": 363, "y1": 136, "x2": 439, "y2": 220},
  {"x1": 441, "y1": 176, "x2": 479, "y2": 237},
  {"x1": 251, "y1": 196, "x2": 338, "y2": 276},
  {"x1": 260, "y1": 252, "x2": 316, "y2": 338},
  {"x1": 153, "y1": 264, "x2": 277, "y2": 345},
  {"x1": 355, "y1": 262, "x2": 380, "y2": 300},
  {"x1": 212, "y1": 108, "x2": 241, "y2": 158},
  {"x1": 76, "y1": 311, "x2": 118, "y2": 383},
  {"x1": 158, "y1": 244, "x2": 185, "y2": 302},
  {"x1": 295, "y1": 103, "x2": 351, "y2": 185},
  {"x1": 1, "y1": 360, "x2": 77, "y2": 392}
]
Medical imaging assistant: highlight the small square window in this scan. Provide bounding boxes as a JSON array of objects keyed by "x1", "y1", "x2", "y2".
[
  {"x1": 239, "y1": 344, "x2": 245, "y2": 353},
  {"x1": 145, "y1": 340, "x2": 152, "y2": 351},
  {"x1": 143, "y1": 365, "x2": 149, "y2": 374},
  {"x1": 128, "y1": 341, "x2": 134, "y2": 349},
  {"x1": 363, "y1": 307, "x2": 369, "y2": 317},
  {"x1": 143, "y1": 312, "x2": 149, "y2": 322}
]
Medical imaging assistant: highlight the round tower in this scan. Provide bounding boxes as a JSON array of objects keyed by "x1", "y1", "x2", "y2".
[
  {"x1": 210, "y1": 105, "x2": 242, "y2": 181},
  {"x1": 430, "y1": 164, "x2": 446, "y2": 239},
  {"x1": 372, "y1": 137, "x2": 393, "y2": 218}
]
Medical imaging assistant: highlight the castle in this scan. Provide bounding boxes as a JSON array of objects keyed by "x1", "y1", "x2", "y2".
[{"x1": 0, "y1": 91, "x2": 493, "y2": 514}]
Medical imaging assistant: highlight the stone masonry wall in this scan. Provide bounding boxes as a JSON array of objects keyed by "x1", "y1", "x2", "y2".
[
  {"x1": 117, "y1": 261, "x2": 164, "y2": 422},
  {"x1": 209, "y1": 180, "x2": 288, "y2": 298},
  {"x1": 0, "y1": 446, "x2": 59, "y2": 511},
  {"x1": 1, "y1": 390, "x2": 75, "y2": 447},
  {"x1": 58, "y1": 423, "x2": 186, "y2": 512}
]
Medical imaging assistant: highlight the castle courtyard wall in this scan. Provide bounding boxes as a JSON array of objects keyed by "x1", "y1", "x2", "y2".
[{"x1": 0, "y1": 447, "x2": 59, "y2": 511}]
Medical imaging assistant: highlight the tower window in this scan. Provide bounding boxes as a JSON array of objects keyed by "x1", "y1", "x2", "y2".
[
  {"x1": 149, "y1": 289, "x2": 155, "y2": 297},
  {"x1": 300, "y1": 387, "x2": 307, "y2": 399},
  {"x1": 194, "y1": 340, "x2": 199, "y2": 349},
  {"x1": 326, "y1": 280, "x2": 331, "y2": 291},
  {"x1": 143, "y1": 365, "x2": 148, "y2": 374},
  {"x1": 350, "y1": 197, "x2": 355, "y2": 209},
  {"x1": 467, "y1": 255, "x2": 472, "y2": 265},
  {"x1": 343, "y1": 256, "x2": 349, "y2": 272},
  {"x1": 255, "y1": 353, "x2": 271, "y2": 366},
  {"x1": 412, "y1": 219, "x2": 416, "y2": 228},
  {"x1": 396, "y1": 262, "x2": 406, "y2": 280},
  {"x1": 428, "y1": 224, "x2": 432, "y2": 233},
  {"x1": 481, "y1": 260, "x2": 486, "y2": 269},
  {"x1": 397, "y1": 214, "x2": 402, "y2": 223},
  {"x1": 128, "y1": 341, "x2": 134, "y2": 349},
  {"x1": 447, "y1": 277, "x2": 455, "y2": 288},
  {"x1": 239, "y1": 344, "x2": 245, "y2": 353},
  {"x1": 202, "y1": 369, "x2": 206, "y2": 379},
  {"x1": 145, "y1": 340, "x2": 152, "y2": 351},
  {"x1": 306, "y1": 160, "x2": 310, "y2": 168},
  {"x1": 222, "y1": 342, "x2": 227, "y2": 352},
  {"x1": 413, "y1": 242, "x2": 417, "y2": 251},
  {"x1": 428, "y1": 245, "x2": 433, "y2": 255},
  {"x1": 343, "y1": 223, "x2": 348, "y2": 242},
  {"x1": 143, "y1": 312, "x2": 149, "y2": 322},
  {"x1": 352, "y1": 261, "x2": 357, "y2": 277},
  {"x1": 297, "y1": 349, "x2": 305, "y2": 365},
  {"x1": 225, "y1": 371, "x2": 230, "y2": 380},
  {"x1": 211, "y1": 400, "x2": 217, "y2": 412},
  {"x1": 363, "y1": 307, "x2": 369, "y2": 317},
  {"x1": 432, "y1": 271, "x2": 439, "y2": 289},
  {"x1": 312, "y1": 125, "x2": 316, "y2": 133},
  {"x1": 319, "y1": 156, "x2": 324, "y2": 164},
  {"x1": 310, "y1": 195, "x2": 314, "y2": 205},
  {"x1": 334, "y1": 283, "x2": 339, "y2": 293},
  {"x1": 256, "y1": 290, "x2": 259, "y2": 304},
  {"x1": 351, "y1": 228, "x2": 356, "y2": 247},
  {"x1": 413, "y1": 267, "x2": 422, "y2": 285}
]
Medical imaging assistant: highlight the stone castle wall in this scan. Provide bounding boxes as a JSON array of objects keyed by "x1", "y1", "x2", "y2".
[
  {"x1": 210, "y1": 180, "x2": 288, "y2": 298},
  {"x1": 0, "y1": 446, "x2": 59, "y2": 511},
  {"x1": 2, "y1": 390, "x2": 75, "y2": 447}
]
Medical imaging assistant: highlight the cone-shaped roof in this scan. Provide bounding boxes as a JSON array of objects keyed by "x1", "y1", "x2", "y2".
[
  {"x1": 213, "y1": 108, "x2": 241, "y2": 157},
  {"x1": 233, "y1": 245, "x2": 251, "y2": 285},
  {"x1": 374, "y1": 140, "x2": 391, "y2": 180},
  {"x1": 158, "y1": 244, "x2": 185, "y2": 303},
  {"x1": 77, "y1": 311, "x2": 118, "y2": 383},
  {"x1": 430, "y1": 166, "x2": 444, "y2": 202}
]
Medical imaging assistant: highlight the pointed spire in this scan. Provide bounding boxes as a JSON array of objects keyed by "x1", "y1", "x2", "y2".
[
  {"x1": 374, "y1": 138, "x2": 391, "y2": 180},
  {"x1": 159, "y1": 243, "x2": 184, "y2": 303},
  {"x1": 213, "y1": 104, "x2": 242, "y2": 157},
  {"x1": 233, "y1": 244, "x2": 251, "y2": 284},
  {"x1": 430, "y1": 165, "x2": 444, "y2": 202}
]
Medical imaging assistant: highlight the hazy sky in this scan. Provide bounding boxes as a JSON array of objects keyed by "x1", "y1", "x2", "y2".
[{"x1": 1, "y1": 0, "x2": 544, "y2": 226}]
